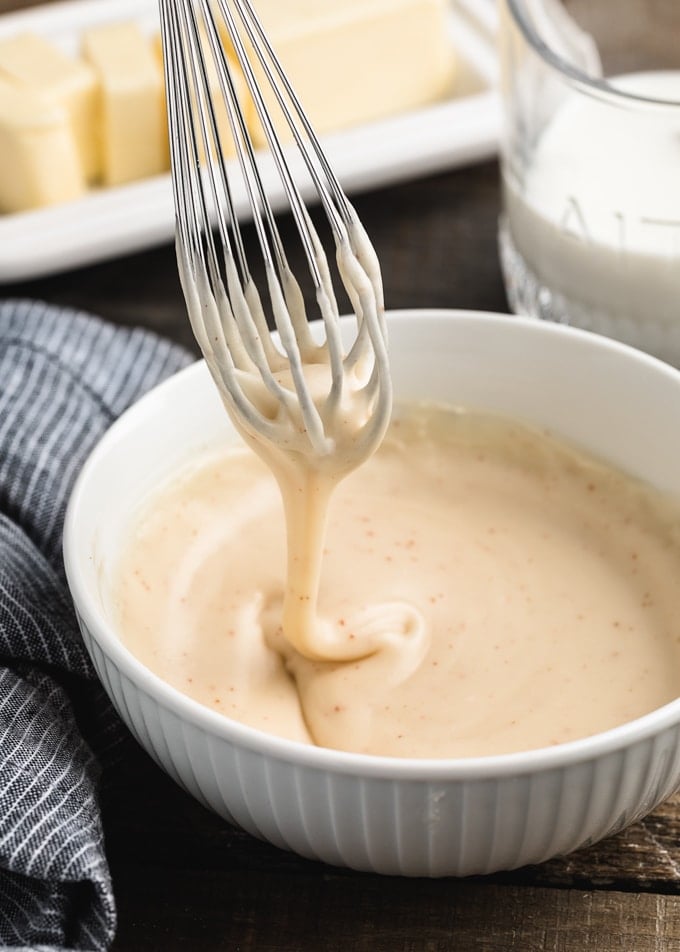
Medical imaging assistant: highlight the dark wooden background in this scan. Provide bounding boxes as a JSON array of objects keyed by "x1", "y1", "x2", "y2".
[{"x1": 2, "y1": 0, "x2": 680, "y2": 948}]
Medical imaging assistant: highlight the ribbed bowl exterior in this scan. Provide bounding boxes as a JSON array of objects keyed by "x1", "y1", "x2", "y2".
[{"x1": 79, "y1": 614, "x2": 680, "y2": 878}]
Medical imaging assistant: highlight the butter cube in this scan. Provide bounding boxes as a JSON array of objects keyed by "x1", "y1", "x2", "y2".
[
  {"x1": 83, "y1": 22, "x2": 167, "y2": 186},
  {"x1": 0, "y1": 32, "x2": 99, "y2": 182},
  {"x1": 243, "y1": 0, "x2": 456, "y2": 146},
  {"x1": 0, "y1": 78, "x2": 84, "y2": 212}
]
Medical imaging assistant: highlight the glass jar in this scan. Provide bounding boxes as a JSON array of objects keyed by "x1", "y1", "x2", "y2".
[{"x1": 498, "y1": 0, "x2": 680, "y2": 363}]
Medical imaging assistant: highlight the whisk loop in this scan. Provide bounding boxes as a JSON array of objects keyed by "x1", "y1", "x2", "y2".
[{"x1": 159, "y1": 0, "x2": 392, "y2": 463}]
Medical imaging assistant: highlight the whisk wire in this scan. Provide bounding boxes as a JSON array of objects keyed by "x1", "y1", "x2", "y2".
[
  {"x1": 160, "y1": 0, "x2": 392, "y2": 458},
  {"x1": 210, "y1": 0, "x2": 339, "y2": 393},
  {"x1": 216, "y1": 0, "x2": 334, "y2": 279},
  {"x1": 162, "y1": 0, "x2": 277, "y2": 437},
  {"x1": 227, "y1": 0, "x2": 390, "y2": 375},
  {"x1": 198, "y1": 3, "x2": 334, "y2": 444},
  {"x1": 200, "y1": 0, "x2": 337, "y2": 450},
  {"x1": 167, "y1": 0, "x2": 302, "y2": 422}
]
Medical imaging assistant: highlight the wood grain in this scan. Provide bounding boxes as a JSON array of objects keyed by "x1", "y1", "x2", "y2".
[{"x1": 111, "y1": 874, "x2": 680, "y2": 952}]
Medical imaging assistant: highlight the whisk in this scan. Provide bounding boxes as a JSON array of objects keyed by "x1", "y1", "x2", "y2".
[{"x1": 158, "y1": 0, "x2": 392, "y2": 466}]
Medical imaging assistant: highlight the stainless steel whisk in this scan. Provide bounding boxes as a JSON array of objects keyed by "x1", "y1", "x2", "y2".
[{"x1": 158, "y1": 0, "x2": 392, "y2": 461}]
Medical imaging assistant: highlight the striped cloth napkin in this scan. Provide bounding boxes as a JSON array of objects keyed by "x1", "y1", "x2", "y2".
[{"x1": 0, "y1": 300, "x2": 191, "y2": 951}]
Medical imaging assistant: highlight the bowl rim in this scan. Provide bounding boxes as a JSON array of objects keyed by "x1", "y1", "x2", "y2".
[{"x1": 63, "y1": 308, "x2": 680, "y2": 781}]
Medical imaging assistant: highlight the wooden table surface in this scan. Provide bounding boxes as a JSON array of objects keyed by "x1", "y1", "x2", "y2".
[{"x1": 2, "y1": 1, "x2": 680, "y2": 949}]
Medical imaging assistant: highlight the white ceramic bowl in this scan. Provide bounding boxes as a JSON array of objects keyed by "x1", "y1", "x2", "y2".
[{"x1": 63, "y1": 310, "x2": 680, "y2": 877}]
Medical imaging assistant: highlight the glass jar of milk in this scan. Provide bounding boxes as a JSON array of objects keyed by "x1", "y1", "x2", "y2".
[{"x1": 498, "y1": 0, "x2": 680, "y2": 364}]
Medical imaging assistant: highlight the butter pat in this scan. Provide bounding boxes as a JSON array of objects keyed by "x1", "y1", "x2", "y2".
[
  {"x1": 0, "y1": 32, "x2": 99, "y2": 182},
  {"x1": 83, "y1": 22, "x2": 167, "y2": 186},
  {"x1": 0, "y1": 78, "x2": 84, "y2": 212},
  {"x1": 245, "y1": 0, "x2": 456, "y2": 145}
]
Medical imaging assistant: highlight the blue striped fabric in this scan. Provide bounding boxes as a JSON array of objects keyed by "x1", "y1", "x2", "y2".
[{"x1": 0, "y1": 300, "x2": 191, "y2": 951}]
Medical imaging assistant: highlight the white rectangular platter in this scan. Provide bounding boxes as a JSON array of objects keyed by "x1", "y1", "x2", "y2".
[{"x1": 0, "y1": 0, "x2": 500, "y2": 281}]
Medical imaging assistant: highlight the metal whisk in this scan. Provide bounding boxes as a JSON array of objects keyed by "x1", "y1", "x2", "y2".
[{"x1": 158, "y1": 0, "x2": 392, "y2": 463}]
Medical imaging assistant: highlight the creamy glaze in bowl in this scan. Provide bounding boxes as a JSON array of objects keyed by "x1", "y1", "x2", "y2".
[{"x1": 63, "y1": 310, "x2": 680, "y2": 877}]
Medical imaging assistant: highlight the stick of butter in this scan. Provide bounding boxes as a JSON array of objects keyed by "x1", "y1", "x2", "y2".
[
  {"x1": 83, "y1": 22, "x2": 167, "y2": 187},
  {"x1": 0, "y1": 78, "x2": 84, "y2": 213},
  {"x1": 0, "y1": 32, "x2": 99, "y2": 182},
  {"x1": 243, "y1": 0, "x2": 456, "y2": 146}
]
